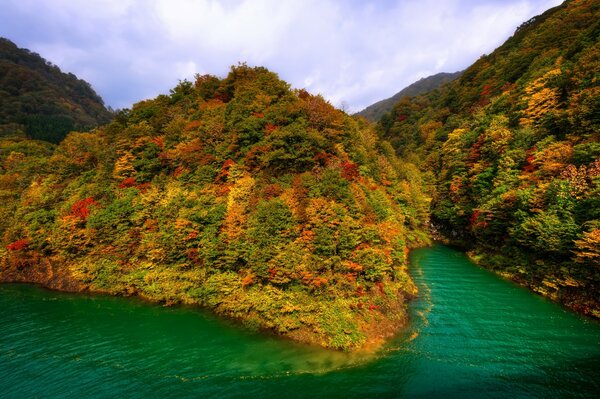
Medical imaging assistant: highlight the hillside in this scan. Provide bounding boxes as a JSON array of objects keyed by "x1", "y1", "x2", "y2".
[
  {"x1": 0, "y1": 38, "x2": 112, "y2": 143},
  {"x1": 355, "y1": 71, "x2": 462, "y2": 122},
  {"x1": 0, "y1": 65, "x2": 430, "y2": 351},
  {"x1": 379, "y1": 0, "x2": 600, "y2": 317}
]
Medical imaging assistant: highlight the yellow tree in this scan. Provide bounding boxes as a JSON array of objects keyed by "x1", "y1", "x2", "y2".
[
  {"x1": 520, "y1": 66, "x2": 562, "y2": 126},
  {"x1": 573, "y1": 229, "x2": 600, "y2": 265}
]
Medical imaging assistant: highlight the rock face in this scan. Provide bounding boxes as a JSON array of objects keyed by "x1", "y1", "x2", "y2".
[
  {"x1": 0, "y1": 65, "x2": 430, "y2": 351},
  {"x1": 1, "y1": 253, "x2": 83, "y2": 293}
]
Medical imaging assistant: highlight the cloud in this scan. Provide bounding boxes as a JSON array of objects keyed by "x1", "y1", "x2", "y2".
[{"x1": 0, "y1": 0, "x2": 563, "y2": 111}]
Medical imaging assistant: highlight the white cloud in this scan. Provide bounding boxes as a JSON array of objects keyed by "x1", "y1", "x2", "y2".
[{"x1": 0, "y1": 0, "x2": 564, "y2": 111}]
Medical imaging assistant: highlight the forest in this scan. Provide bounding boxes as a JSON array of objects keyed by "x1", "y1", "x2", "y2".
[
  {"x1": 378, "y1": 0, "x2": 599, "y2": 317},
  {"x1": 0, "y1": 65, "x2": 430, "y2": 351},
  {"x1": 0, "y1": 0, "x2": 598, "y2": 352},
  {"x1": 0, "y1": 38, "x2": 112, "y2": 143}
]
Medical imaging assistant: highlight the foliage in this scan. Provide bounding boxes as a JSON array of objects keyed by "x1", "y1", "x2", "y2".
[
  {"x1": 0, "y1": 64, "x2": 430, "y2": 351},
  {"x1": 377, "y1": 0, "x2": 600, "y2": 317},
  {"x1": 0, "y1": 37, "x2": 112, "y2": 143}
]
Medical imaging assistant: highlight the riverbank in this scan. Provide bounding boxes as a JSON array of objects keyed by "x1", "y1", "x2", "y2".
[
  {"x1": 428, "y1": 219, "x2": 600, "y2": 320},
  {"x1": 3, "y1": 245, "x2": 600, "y2": 398},
  {"x1": 0, "y1": 249, "x2": 418, "y2": 353}
]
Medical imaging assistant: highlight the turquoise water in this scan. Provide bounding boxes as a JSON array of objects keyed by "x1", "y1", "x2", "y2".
[{"x1": 1, "y1": 245, "x2": 599, "y2": 398}]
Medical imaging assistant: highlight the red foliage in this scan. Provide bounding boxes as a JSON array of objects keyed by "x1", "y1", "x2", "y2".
[
  {"x1": 173, "y1": 166, "x2": 188, "y2": 177},
  {"x1": 198, "y1": 154, "x2": 216, "y2": 166},
  {"x1": 118, "y1": 178, "x2": 149, "y2": 193},
  {"x1": 478, "y1": 84, "x2": 492, "y2": 106},
  {"x1": 341, "y1": 161, "x2": 360, "y2": 181},
  {"x1": 7, "y1": 239, "x2": 29, "y2": 251},
  {"x1": 470, "y1": 210, "x2": 489, "y2": 229},
  {"x1": 244, "y1": 146, "x2": 268, "y2": 170},
  {"x1": 346, "y1": 261, "x2": 363, "y2": 273},
  {"x1": 355, "y1": 285, "x2": 367, "y2": 297},
  {"x1": 151, "y1": 136, "x2": 164, "y2": 148},
  {"x1": 481, "y1": 84, "x2": 492, "y2": 97},
  {"x1": 312, "y1": 277, "x2": 328, "y2": 288},
  {"x1": 268, "y1": 267, "x2": 278, "y2": 279},
  {"x1": 215, "y1": 159, "x2": 236, "y2": 182},
  {"x1": 136, "y1": 183, "x2": 151, "y2": 193},
  {"x1": 523, "y1": 147, "x2": 537, "y2": 173},
  {"x1": 300, "y1": 271, "x2": 314, "y2": 285},
  {"x1": 467, "y1": 136, "x2": 485, "y2": 164},
  {"x1": 252, "y1": 112, "x2": 264, "y2": 118},
  {"x1": 71, "y1": 197, "x2": 97, "y2": 220},
  {"x1": 119, "y1": 177, "x2": 137, "y2": 188},
  {"x1": 397, "y1": 114, "x2": 408, "y2": 122},
  {"x1": 264, "y1": 123, "x2": 278, "y2": 135},
  {"x1": 184, "y1": 120, "x2": 202, "y2": 131},
  {"x1": 470, "y1": 210, "x2": 481, "y2": 226},
  {"x1": 263, "y1": 183, "x2": 283, "y2": 200},
  {"x1": 368, "y1": 304, "x2": 379, "y2": 311},
  {"x1": 186, "y1": 231, "x2": 198, "y2": 240},
  {"x1": 216, "y1": 185, "x2": 231, "y2": 197}
]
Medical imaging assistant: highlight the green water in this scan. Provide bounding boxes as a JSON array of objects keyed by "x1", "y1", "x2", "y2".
[{"x1": 1, "y1": 245, "x2": 599, "y2": 398}]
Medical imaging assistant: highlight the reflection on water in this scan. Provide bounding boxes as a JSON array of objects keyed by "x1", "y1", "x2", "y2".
[{"x1": 1, "y1": 245, "x2": 599, "y2": 398}]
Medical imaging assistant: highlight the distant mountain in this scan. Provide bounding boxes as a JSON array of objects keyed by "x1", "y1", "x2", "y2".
[
  {"x1": 0, "y1": 38, "x2": 112, "y2": 143},
  {"x1": 355, "y1": 71, "x2": 462, "y2": 122}
]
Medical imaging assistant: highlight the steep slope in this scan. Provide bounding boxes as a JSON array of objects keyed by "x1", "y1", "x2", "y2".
[
  {"x1": 379, "y1": 0, "x2": 600, "y2": 317},
  {"x1": 0, "y1": 38, "x2": 112, "y2": 143},
  {"x1": 356, "y1": 71, "x2": 462, "y2": 122},
  {"x1": 0, "y1": 65, "x2": 430, "y2": 351}
]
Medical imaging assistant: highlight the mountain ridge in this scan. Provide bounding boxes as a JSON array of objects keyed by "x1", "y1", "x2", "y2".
[
  {"x1": 0, "y1": 37, "x2": 112, "y2": 143},
  {"x1": 355, "y1": 71, "x2": 463, "y2": 122}
]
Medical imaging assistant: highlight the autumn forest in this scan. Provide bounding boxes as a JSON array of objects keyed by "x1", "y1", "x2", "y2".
[{"x1": 1, "y1": 0, "x2": 599, "y2": 353}]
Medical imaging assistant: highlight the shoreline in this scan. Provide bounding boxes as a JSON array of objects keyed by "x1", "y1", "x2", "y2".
[{"x1": 0, "y1": 253, "x2": 417, "y2": 354}]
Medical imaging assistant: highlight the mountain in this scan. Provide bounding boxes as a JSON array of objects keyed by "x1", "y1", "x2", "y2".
[
  {"x1": 355, "y1": 71, "x2": 462, "y2": 122},
  {"x1": 0, "y1": 38, "x2": 112, "y2": 143},
  {"x1": 379, "y1": 0, "x2": 600, "y2": 317},
  {"x1": 0, "y1": 64, "x2": 430, "y2": 351}
]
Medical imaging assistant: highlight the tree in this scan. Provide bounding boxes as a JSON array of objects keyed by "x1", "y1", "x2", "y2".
[{"x1": 573, "y1": 228, "x2": 600, "y2": 265}]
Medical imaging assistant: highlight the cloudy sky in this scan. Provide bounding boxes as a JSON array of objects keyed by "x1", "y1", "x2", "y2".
[{"x1": 1, "y1": 0, "x2": 562, "y2": 112}]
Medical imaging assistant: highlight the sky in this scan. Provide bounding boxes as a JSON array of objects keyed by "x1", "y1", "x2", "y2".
[{"x1": 0, "y1": 0, "x2": 563, "y2": 112}]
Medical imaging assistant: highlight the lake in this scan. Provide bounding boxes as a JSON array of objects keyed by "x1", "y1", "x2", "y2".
[{"x1": 1, "y1": 245, "x2": 599, "y2": 398}]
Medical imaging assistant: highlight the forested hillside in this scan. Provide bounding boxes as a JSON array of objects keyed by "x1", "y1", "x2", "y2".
[
  {"x1": 356, "y1": 71, "x2": 462, "y2": 122},
  {"x1": 0, "y1": 38, "x2": 112, "y2": 143},
  {"x1": 379, "y1": 0, "x2": 599, "y2": 317},
  {"x1": 0, "y1": 65, "x2": 430, "y2": 350}
]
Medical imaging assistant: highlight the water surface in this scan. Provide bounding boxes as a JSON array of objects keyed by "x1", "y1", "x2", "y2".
[{"x1": 1, "y1": 245, "x2": 599, "y2": 398}]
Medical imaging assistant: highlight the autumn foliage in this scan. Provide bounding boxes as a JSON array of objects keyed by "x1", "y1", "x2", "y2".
[
  {"x1": 6, "y1": 239, "x2": 29, "y2": 251},
  {"x1": 0, "y1": 63, "x2": 428, "y2": 351},
  {"x1": 377, "y1": 0, "x2": 600, "y2": 318},
  {"x1": 70, "y1": 197, "x2": 97, "y2": 221}
]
